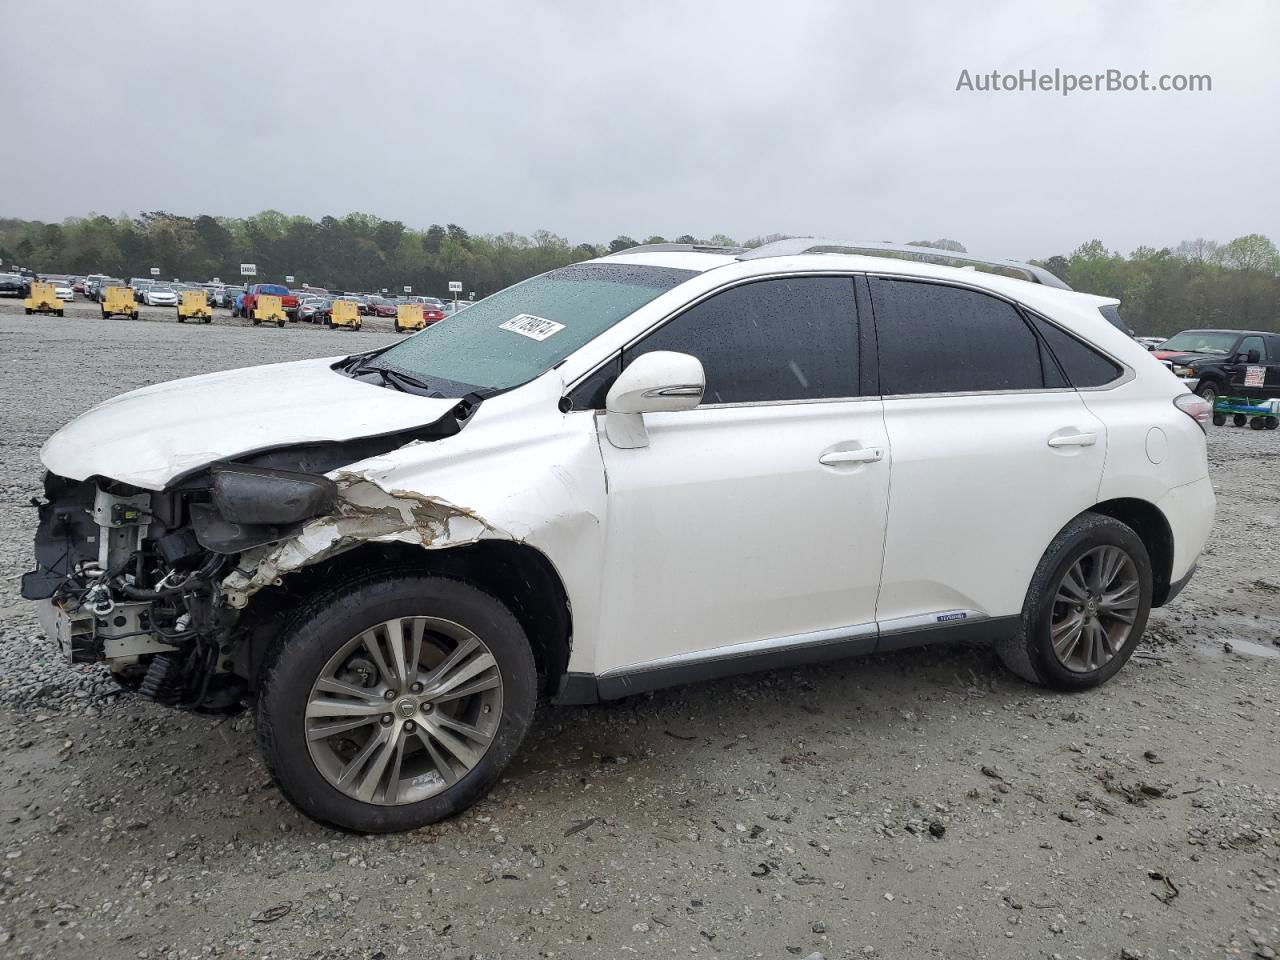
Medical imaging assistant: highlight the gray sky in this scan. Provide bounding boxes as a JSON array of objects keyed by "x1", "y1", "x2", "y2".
[{"x1": 3, "y1": 0, "x2": 1276, "y2": 259}]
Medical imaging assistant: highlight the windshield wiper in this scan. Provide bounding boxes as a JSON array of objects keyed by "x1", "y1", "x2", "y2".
[{"x1": 347, "y1": 361, "x2": 446, "y2": 397}]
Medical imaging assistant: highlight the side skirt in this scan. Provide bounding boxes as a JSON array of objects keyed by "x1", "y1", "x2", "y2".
[{"x1": 552, "y1": 614, "x2": 1021, "y2": 705}]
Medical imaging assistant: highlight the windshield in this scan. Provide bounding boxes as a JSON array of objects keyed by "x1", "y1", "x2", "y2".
[
  {"x1": 1159, "y1": 331, "x2": 1239, "y2": 355},
  {"x1": 370, "y1": 262, "x2": 697, "y2": 394}
]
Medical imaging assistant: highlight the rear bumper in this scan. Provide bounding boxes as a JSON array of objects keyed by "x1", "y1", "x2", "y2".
[
  {"x1": 1156, "y1": 474, "x2": 1215, "y2": 589},
  {"x1": 1162, "y1": 563, "x2": 1197, "y2": 606}
]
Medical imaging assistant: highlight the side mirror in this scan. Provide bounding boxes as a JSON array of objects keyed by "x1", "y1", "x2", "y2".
[
  {"x1": 604, "y1": 351, "x2": 705, "y2": 449},
  {"x1": 1241, "y1": 349, "x2": 1262, "y2": 364}
]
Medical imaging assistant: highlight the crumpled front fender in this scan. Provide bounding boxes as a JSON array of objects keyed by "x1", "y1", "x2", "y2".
[{"x1": 220, "y1": 471, "x2": 509, "y2": 608}]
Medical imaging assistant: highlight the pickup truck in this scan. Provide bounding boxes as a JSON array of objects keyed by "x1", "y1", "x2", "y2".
[
  {"x1": 237, "y1": 283, "x2": 299, "y2": 320},
  {"x1": 1155, "y1": 328, "x2": 1280, "y2": 405}
]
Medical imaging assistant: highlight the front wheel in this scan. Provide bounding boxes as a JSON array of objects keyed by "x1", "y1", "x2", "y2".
[
  {"x1": 995, "y1": 513, "x2": 1152, "y2": 691},
  {"x1": 1195, "y1": 382, "x2": 1219, "y2": 409},
  {"x1": 256, "y1": 574, "x2": 537, "y2": 833}
]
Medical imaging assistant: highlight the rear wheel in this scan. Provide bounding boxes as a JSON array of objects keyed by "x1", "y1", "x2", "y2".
[
  {"x1": 277, "y1": 318, "x2": 285, "y2": 328},
  {"x1": 1234, "y1": 414, "x2": 1248, "y2": 427},
  {"x1": 256, "y1": 574, "x2": 537, "y2": 833},
  {"x1": 1212, "y1": 413, "x2": 1226, "y2": 427},
  {"x1": 995, "y1": 513, "x2": 1152, "y2": 691}
]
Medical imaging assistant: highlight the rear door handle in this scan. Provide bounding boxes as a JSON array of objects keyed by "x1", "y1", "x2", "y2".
[
  {"x1": 1047, "y1": 432, "x2": 1097, "y2": 448},
  {"x1": 819, "y1": 446, "x2": 883, "y2": 466}
]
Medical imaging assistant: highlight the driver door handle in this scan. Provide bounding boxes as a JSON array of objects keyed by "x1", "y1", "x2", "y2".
[
  {"x1": 819, "y1": 446, "x2": 883, "y2": 465},
  {"x1": 1047, "y1": 432, "x2": 1097, "y2": 448}
]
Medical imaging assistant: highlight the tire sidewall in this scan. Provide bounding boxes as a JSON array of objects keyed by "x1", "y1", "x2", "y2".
[
  {"x1": 1025, "y1": 517, "x2": 1153, "y2": 691},
  {"x1": 256, "y1": 574, "x2": 537, "y2": 833}
]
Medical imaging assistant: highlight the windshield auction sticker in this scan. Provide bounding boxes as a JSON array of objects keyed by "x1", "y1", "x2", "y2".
[{"x1": 499, "y1": 314, "x2": 565, "y2": 341}]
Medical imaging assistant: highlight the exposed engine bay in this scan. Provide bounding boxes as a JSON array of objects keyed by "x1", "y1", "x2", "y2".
[{"x1": 21, "y1": 399, "x2": 475, "y2": 711}]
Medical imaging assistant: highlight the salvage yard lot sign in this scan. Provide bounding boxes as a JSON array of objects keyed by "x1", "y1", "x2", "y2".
[{"x1": 240, "y1": 263, "x2": 257, "y2": 277}]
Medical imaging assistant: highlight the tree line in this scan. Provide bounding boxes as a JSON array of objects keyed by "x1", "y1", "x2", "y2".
[{"x1": 0, "y1": 211, "x2": 1275, "y2": 335}]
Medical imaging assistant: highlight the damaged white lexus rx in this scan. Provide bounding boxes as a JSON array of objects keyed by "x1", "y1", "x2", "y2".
[{"x1": 23, "y1": 240, "x2": 1215, "y2": 832}]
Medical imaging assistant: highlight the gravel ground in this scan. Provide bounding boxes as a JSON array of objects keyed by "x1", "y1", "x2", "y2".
[{"x1": 0, "y1": 299, "x2": 1278, "y2": 960}]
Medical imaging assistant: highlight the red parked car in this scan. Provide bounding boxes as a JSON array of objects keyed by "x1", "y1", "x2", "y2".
[
  {"x1": 367, "y1": 295, "x2": 397, "y2": 319},
  {"x1": 238, "y1": 283, "x2": 300, "y2": 320},
  {"x1": 422, "y1": 303, "x2": 445, "y2": 326}
]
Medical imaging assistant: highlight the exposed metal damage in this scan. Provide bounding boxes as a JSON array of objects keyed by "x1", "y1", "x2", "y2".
[{"x1": 221, "y1": 471, "x2": 507, "y2": 607}]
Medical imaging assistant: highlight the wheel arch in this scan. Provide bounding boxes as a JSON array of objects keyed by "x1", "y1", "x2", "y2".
[
  {"x1": 1087, "y1": 497, "x2": 1176, "y2": 606},
  {"x1": 237, "y1": 539, "x2": 572, "y2": 698}
]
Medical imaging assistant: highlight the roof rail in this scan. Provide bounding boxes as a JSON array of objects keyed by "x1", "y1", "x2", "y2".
[
  {"x1": 736, "y1": 238, "x2": 1071, "y2": 290},
  {"x1": 607, "y1": 242, "x2": 746, "y2": 256}
]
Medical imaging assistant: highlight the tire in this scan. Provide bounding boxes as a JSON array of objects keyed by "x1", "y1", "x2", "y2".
[
  {"x1": 1266, "y1": 416, "x2": 1279, "y2": 430},
  {"x1": 1195, "y1": 382, "x2": 1219, "y2": 409},
  {"x1": 994, "y1": 513, "x2": 1152, "y2": 691},
  {"x1": 56, "y1": 309, "x2": 64, "y2": 317},
  {"x1": 1212, "y1": 413, "x2": 1226, "y2": 427},
  {"x1": 277, "y1": 318, "x2": 285, "y2": 328},
  {"x1": 100, "y1": 308, "x2": 107, "y2": 319},
  {"x1": 255, "y1": 573, "x2": 537, "y2": 833},
  {"x1": 1250, "y1": 417, "x2": 1266, "y2": 430},
  {"x1": 203, "y1": 316, "x2": 212, "y2": 325},
  {"x1": 252, "y1": 317, "x2": 260, "y2": 326},
  {"x1": 24, "y1": 308, "x2": 32, "y2": 315},
  {"x1": 1234, "y1": 414, "x2": 1247, "y2": 427},
  {"x1": 393, "y1": 321, "x2": 402, "y2": 333}
]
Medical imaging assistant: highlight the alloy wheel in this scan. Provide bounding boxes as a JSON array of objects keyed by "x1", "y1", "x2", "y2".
[
  {"x1": 305, "y1": 616, "x2": 503, "y2": 805},
  {"x1": 1049, "y1": 545, "x2": 1141, "y2": 673}
]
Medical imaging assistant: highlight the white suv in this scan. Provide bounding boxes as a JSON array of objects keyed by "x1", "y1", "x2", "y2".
[{"x1": 24, "y1": 240, "x2": 1215, "y2": 832}]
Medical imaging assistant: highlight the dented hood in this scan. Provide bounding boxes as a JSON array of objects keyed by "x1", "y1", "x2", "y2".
[{"x1": 41, "y1": 356, "x2": 461, "y2": 490}]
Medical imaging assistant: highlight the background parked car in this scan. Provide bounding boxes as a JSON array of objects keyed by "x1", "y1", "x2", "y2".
[
  {"x1": 240, "y1": 283, "x2": 299, "y2": 319},
  {"x1": 297, "y1": 296, "x2": 331, "y2": 323},
  {"x1": 53, "y1": 280, "x2": 74, "y2": 302},
  {"x1": 142, "y1": 284, "x2": 178, "y2": 306},
  {"x1": 90, "y1": 277, "x2": 124, "y2": 302},
  {"x1": 367, "y1": 295, "x2": 397, "y2": 318},
  {"x1": 1157, "y1": 328, "x2": 1280, "y2": 404},
  {"x1": 0, "y1": 273, "x2": 26, "y2": 297}
]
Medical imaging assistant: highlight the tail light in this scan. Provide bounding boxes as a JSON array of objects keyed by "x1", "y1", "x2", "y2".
[{"x1": 1173, "y1": 393, "x2": 1211, "y2": 433}]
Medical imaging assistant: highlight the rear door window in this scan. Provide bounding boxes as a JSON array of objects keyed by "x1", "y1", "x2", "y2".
[{"x1": 867, "y1": 278, "x2": 1047, "y2": 395}]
